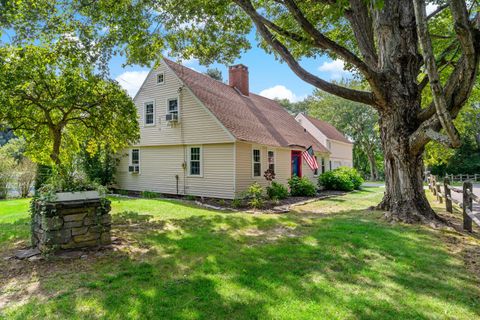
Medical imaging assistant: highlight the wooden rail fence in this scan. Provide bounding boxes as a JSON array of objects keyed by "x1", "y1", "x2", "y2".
[
  {"x1": 427, "y1": 175, "x2": 480, "y2": 232},
  {"x1": 444, "y1": 173, "x2": 480, "y2": 182}
]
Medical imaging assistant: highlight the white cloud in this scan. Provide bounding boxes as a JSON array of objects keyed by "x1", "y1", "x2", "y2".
[
  {"x1": 426, "y1": 4, "x2": 438, "y2": 15},
  {"x1": 259, "y1": 85, "x2": 303, "y2": 102},
  {"x1": 318, "y1": 59, "x2": 351, "y2": 80},
  {"x1": 115, "y1": 70, "x2": 149, "y2": 97}
]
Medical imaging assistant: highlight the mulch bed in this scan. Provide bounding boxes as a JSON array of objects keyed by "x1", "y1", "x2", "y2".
[{"x1": 197, "y1": 190, "x2": 347, "y2": 212}]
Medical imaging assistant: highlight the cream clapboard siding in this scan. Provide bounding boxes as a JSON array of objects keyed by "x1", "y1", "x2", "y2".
[
  {"x1": 234, "y1": 142, "x2": 323, "y2": 195},
  {"x1": 116, "y1": 61, "x2": 236, "y2": 198},
  {"x1": 116, "y1": 143, "x2": 235, "y2": 199},
  {"x1": 295, "y1": 113, "x2": 352, "y2": 168},
  {"x1": 135, "y1": 62, "x2": 234, "y2": 146},
  {"x1": 329, "y1": 141, "x2": 353, "y2": 167}
]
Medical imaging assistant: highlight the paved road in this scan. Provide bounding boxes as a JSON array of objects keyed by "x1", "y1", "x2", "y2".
[{"x1": 448, "y1": 184, "x2": 480, "y2": 212}]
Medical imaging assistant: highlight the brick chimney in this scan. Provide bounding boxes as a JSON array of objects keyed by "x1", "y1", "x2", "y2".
[{"x1": 229, "y1": 64, "x2": 249, "y2": 96}]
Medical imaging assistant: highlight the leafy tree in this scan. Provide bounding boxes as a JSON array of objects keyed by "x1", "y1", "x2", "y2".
[
  {"x1": 307, "y1": 84, "x2": 383, "y2": 181},
  {"x1": 204, "y1": 68, "x2": 223, "y2": 81},
  {"x1": 80, "y1": 146, "x2": 118, "y2": 186},
  {"x1": 425, "y1": 96, "x2": 480, "y2": 176},
  {"x1": 4, "y1": 1, "x2": 480, "y2": 222},
  {"x1": 276, "y1": 97, "x2": 311, "y2": 115},
  {"x1": 0, "y1": 138, "x2": 35, "y2": 197},
  {"x1": 0, "y1": 44, "x2": 139, "y2": 167}
]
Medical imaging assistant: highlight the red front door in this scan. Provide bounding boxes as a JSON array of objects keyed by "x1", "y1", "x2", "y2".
[{"x1": 291, "y1": 151, "x2": 302, "y2": 177}]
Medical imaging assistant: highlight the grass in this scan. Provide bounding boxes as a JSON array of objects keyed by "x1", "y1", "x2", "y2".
[{"x1": 1, "y1": 188, "x2": 480, "y2": 319}]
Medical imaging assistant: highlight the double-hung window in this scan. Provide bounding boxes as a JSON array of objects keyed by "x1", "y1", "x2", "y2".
[
  {"x1": 167, "y1": 98, "x2": 179, "y2": 118},
  {"x1": 129, "y1": 149, "x2": 140, "y2": 173},
  {"x1": 314, "y1": 156, "x2": 319, "y2": 176},
  {"x1": 267, "y1": 150, "x2": 275, "y2": 173},
  {"x1": 144, "y1": 102, "x2": 155, "y2": 126},
  {"x1": 321, "y1": 158, "x2": 326, "y2": 173},
  {"x1": 189, "y1": 147, "x2": 202, "y2": 176},
  {"x1": 253, "y1": 149, "x2": 261, "y2": 177}
]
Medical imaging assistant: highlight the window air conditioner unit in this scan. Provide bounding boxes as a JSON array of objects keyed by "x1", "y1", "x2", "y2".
[
  {"x1": 166, "y1": 113, "x2": 178, "y2": 122},
  {"x1": 128, "y1": 165, "x2": 140, "y2": 173}
]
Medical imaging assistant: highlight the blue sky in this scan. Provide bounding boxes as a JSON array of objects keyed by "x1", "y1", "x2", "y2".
[
  {"x1": 113, "y1": 3, "x2": 438, "y2": 100},
  {"x1": 113, "y1": 32, "x2": 351, "y2": 101}
]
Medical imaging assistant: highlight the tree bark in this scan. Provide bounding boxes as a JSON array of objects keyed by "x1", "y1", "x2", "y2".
[
  {"x1": 376, "y1": 104, "x2": 438, "y2": 222},
  {"x1": 50, "y1": 127, "x2": 62, "y2": 166}
]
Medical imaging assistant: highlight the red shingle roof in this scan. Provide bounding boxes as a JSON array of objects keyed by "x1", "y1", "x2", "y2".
[
  {"x1": 164, "y1": 58, "x2": 329, "y2": 153},
  {"x1": 304, "y1": 115, "x2": 352, "y2": 144}
]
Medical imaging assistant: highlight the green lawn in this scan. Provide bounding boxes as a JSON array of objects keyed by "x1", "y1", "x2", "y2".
[{"x1": 1, "y1": 188, "x2": 479, "y2": 319}]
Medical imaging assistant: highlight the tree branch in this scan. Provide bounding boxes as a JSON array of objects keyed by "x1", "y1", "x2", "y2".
[
  {"x1": 413, "y1": 0, "x2": 461, "y2": 147},
  {"x1": 344, "y1": 0, "x2": 378, "y2": 68},
  {"x1": 427, "y1": 4, "x2": 449, "y2": 20},
  {"x1": 280, "y1": 0, "x2": 374, "y2": 78},
  {"x1": 233, "y1": 0, "x2": 376, "y2": 106}
]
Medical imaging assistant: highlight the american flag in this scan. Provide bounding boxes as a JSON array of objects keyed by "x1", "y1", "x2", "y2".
[{"x1": 302, "y1": 146, "x2": 319, "y2": 171}]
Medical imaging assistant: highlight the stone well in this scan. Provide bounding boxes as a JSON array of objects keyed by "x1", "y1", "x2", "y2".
[{"x1": 31, "y1": 197, "x2": 112, "y2": 253}]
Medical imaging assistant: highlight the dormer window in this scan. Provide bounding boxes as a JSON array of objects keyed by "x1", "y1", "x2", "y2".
[{"x1": 157, "y1": 73, "x2": 164, "y2": 85}]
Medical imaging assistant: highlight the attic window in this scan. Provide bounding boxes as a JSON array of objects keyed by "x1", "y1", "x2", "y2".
[{"x1": 157, "y1": 73, "x2": 164, "y2": 84}]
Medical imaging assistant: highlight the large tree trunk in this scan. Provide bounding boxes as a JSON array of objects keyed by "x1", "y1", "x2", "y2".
[{"x1": 376, "y1": 104, "x2": 438, "y2": 223}]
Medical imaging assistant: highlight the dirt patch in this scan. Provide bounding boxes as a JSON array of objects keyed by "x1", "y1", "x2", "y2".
[{"x1": 236, "y1": 225, "x2": 299, "y2": 243}]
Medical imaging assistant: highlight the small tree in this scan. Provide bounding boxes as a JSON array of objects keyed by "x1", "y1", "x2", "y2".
[
  {"x1": 0, "y1": 44, "x2": 139, "y2": 168},
  {"x1": 0, "y1": 153, "x2": 14, "y2": 199}
]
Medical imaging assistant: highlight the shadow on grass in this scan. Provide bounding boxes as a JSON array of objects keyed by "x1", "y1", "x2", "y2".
[
  {"x1": 4, "y1": 203, "x2": 480, "y2": 320},
  {"x1": 0, "y1": 217, "x2": 30, "y2": 246}
]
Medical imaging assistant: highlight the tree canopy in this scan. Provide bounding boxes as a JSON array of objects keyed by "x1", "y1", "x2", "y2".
[{"x1": 0, "y1": 43, "x2": 139, "y2": 166}]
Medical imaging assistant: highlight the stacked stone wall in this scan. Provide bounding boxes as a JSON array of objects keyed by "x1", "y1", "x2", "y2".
[{"x1": 32, "y1": 198, "x2": 111, "y2": 252}]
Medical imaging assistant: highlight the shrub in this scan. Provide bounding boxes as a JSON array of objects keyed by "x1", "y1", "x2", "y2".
[
  {"x1": 80, "y1": 146, "x2": 118, "y2": 187},
  {"x1": 231, "y1": 198, "x2": 242, "y2": 208},
  {"x1": 142, "y1": 190, "x2": 159, "y2": 199},
  {"x1": 266, "y1": 181, "x2": 289, "y2": 200},
  {"x1": 319, "y1": 167, "x2": 364, "y2": 191},
  {"x1": 288, "y1": 176, "x2": 317, "y2": 197},
  {"x1": 245, "y1": 182, "x2": 265, "y2": 209}
]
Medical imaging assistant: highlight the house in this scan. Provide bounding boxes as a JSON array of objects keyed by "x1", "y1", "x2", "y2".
[
  {"x1": 115, "y1": 58, "x2": 331, "y2": 199},
  {"x1": 295, "y1": 113, "x2": 353, "y2": 170}
]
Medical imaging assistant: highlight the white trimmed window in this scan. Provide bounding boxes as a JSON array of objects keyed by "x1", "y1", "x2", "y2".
[
  {"x1": 268, "y1": 150, "x2": 275, "y2": 173},
  {"x1": 321, "y1": 158, "x2": 326, "y2": 173},
  {"x1": 157, "y1": 73, "x2": 164, "y2": 84},
  {"x1": 314, "y1": 156, "x2": 319, "y2": 176},
  {"x1": 128, "y1": 149, "x2": 140, "y2": 173},
  {"x1": 188, "y1": 147, "x2": 202, "y2": 176},
  {"x1": 253, "y1": 149, "x2": 261, "y2": 177},
  {"x1": 167, "y1": 98, "x2": 179, "y2": 117},
  {"x1": 144, "y1": 101, "x2": 155, "y2": 126}
]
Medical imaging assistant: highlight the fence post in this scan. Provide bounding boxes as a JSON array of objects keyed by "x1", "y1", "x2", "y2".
[
  {"x1": 436, "y1": 183, "x2": 443, "y2": 203},
  {"x1": 463, "y1": 181, "x2": 473, "y2": 232},
  {"x1": 444, "y1": 178, "x2": 452, "y2": 213}
]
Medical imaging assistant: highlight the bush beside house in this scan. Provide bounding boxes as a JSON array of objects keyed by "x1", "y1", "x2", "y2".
[
  {"x1": 319, "y1": 167, "x2": 364, "y2": 191},
  {"x1": 288, "y1": 176, "x2": 317, "y2": 197}
]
